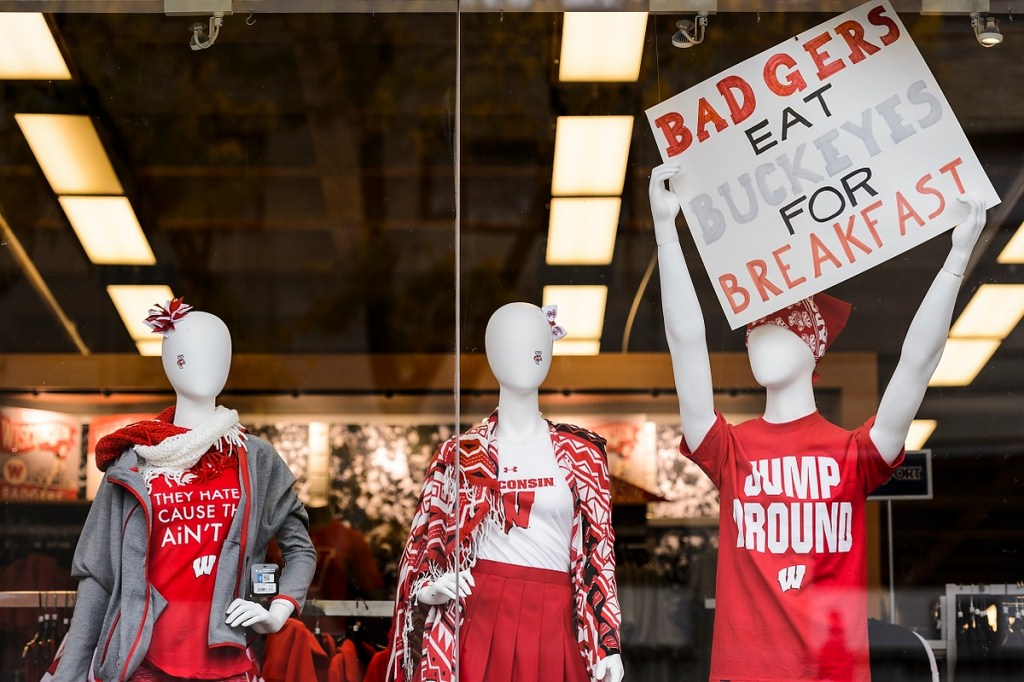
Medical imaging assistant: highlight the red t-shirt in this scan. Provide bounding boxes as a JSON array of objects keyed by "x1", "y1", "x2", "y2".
[
  {"x1": 682, "y1": 411, "x2": 902, "y2": 682},
  {"x1": 308, "y1": 521, "x2": 384, "y2": 600},
  {"x1": 145, "y1": 453, "x2": 249, "y2": 678}
]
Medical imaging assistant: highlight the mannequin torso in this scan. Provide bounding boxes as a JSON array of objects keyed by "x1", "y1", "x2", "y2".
[
  {"x1": 392, "y1": 302, "x2": 624, "y2": 682},
  {"x1": 648, "y1": 162, "x2": 988, "y2": 682},
  {"x1": 52, "y1": 302, "x2": 316, "y2": 682}
]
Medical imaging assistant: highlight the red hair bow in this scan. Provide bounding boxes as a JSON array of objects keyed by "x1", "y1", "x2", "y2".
[{"x1": 144, "y1": 297, "x2": 193, "y2": 336}]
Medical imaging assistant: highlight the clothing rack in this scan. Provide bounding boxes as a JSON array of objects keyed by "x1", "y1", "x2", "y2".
[
  {"x1": 0, "y1": 592, "x2": 77, "y2": 609},
  {"x1": 304, "y1": 599, "x2": 393, "y2": 618}
]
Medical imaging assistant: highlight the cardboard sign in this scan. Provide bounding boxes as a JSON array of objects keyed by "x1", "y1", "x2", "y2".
[{"x1": 646, "y1": 0, "x2": 1000, "y2": 328}]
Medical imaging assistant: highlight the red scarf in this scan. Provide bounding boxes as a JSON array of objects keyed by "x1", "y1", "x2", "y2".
[{"x1": 95, "y1": 407, "x2": 237, "y2": 483}]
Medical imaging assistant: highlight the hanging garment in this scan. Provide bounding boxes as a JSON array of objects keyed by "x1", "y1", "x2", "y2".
[{"x1": 261, "y1": 618, "x2": 328, "y2": 682}]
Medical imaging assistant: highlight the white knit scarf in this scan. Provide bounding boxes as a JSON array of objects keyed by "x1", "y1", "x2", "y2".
[{"x1": 137, "y1": 405, "x2": 246, "y2": 487}]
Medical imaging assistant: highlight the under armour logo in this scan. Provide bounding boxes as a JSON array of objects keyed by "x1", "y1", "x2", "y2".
[
  {"x1": 193, "y1": 555, "x2": 217, "y2": 577},
  {"x1": 503, "y1": 466, "x2": 518, "y2": 474},
  {"x1": 777, "y1": 564, "x2": 806, "y2": 592}
]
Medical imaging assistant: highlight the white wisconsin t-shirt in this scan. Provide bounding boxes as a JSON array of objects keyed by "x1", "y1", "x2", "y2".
[{"x1": 476, "y1": 430, "x2": 574, "y2": 572}]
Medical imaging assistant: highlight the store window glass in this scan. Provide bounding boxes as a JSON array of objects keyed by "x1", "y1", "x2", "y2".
[
  {"x1": 0, "y1": 6, "x2": 459, "y2": 679},
  {"x1": 3, "y1": 3, "x2": 1024, "y2": 682},
  {"x1": 450, "y1": 5, "x2": 1023, "y2": 682}
]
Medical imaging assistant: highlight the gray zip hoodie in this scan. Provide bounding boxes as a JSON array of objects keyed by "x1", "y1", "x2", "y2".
[{"x1": 53, "y1": 436, "x2": 316, "y2": 681}]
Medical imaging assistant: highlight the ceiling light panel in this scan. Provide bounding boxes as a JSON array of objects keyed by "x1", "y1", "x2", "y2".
[
  {"x1": 542, "y1": 284, "x2": 607, "y2": 341},
  {"x1": 134, "y1": 338, "x2": 165, "y2": 357},
  {"x1": 558, "y1": 12, "x2": 648, "y2": 82},
  {"x1": 107, "y1": 284, "x2": 175, "y2": 351},
  {"x1": 552, "y1": 339, "x2": 602, "y2": 356},
  {"x1": 949, "y1": 284, "x2": 1024, "y2": 339},
  {"x1": 997, "y1": 221, "x2": 1024, "y2": 264},
  {"x1": 546, "y1": 197, "x2": 620, "y2": 265},
  {"x1": 551, "y1": 116, "x2": 633, "y2": 197},
  {"x1": 15, "y1": 114, "x2": 123, "y2": 195},
  {"x1": 928, "y1": 338, "x2": 1000, "y2": 387},
  {"x1": 905, "y1": 419, "x2": 937, "y2": 451},
  {"x1": 59, "y1": 196, "x2": 156, "y2": 265},
  {"x1": 0, "y1": 13, "x2": 71, "y2": 80}
]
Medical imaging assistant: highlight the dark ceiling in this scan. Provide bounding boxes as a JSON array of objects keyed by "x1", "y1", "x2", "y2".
[{"x1": 1, "y1": 5, "x2": 1023, "y2": 456}]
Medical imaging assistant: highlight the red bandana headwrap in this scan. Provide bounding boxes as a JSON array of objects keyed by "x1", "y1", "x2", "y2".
[{"x1": 745, "y1": 293, "x2": 852, "y2": 364}]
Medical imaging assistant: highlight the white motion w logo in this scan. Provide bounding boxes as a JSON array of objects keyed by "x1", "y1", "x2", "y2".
[
  {"x1": 193, "y1": 555, "x2": 217, "y2": 578},
  {"x1": 777, "y1": 564, "x2": 806, "y2": 592}
]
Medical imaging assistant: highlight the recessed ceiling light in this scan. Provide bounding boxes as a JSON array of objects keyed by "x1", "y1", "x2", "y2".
[
  {"x1": 551, "y1": 116, "x2": 633, "y2": 197},
  {"x1": 558, "y1": 12, "x2": 648, "y2": 82},
  {"x1": 0, "y1": 13, "x2": 71, "y2": 80},
  {"x1": 15, "y1": 114, "x2": 123, "y2": 195},
  {"x1": 59, "y1": 196, "x2": 156, "y2": 265}
]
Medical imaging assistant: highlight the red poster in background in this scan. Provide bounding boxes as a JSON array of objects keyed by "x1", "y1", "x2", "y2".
[
  {"x1": 0, "y1": 407, "x2": 82, "y2": 501},
  {"x1": 86, "y1": 413, "x2": 153, "y2": 499}
]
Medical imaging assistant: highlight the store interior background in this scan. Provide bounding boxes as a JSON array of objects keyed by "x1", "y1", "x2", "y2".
[{"x1": 2, "y1": 1, "x2": 1024, "y2": 679}]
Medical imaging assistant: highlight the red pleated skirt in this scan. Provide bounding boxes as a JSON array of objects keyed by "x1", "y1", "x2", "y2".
[{"x1": 458, "y1": 559, "x2": 590, "y2": 682}]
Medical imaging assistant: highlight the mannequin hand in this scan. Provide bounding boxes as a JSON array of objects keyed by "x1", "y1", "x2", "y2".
[
  {"x1": 649, "y1": 163, "x2": 683, "y2": 242},
  {"x1": 947, "y1": 194, "x2": 986, "y2": 273},
  {"x1": 593, "y1": 653, "x2": 624, "y2": 682},
  {"x1": 415, "y1": 571, "x2": 475, "y2": 606},
  {"x1": 225, "y1": 598, "x2": 292, "y2": 634}
]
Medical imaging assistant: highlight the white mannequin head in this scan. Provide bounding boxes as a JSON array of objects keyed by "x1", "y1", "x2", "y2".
[
  {"x1": 746, "y1": 323, "x2": 815, "y2": 389},
  {"x1": 161, "y1": 311, "x2": 232, "y2": 402},
  {"x1": 485, "y1": 302, "x2": 553, "y2": 393}
]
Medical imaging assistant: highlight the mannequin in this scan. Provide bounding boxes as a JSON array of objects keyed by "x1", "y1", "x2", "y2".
[
  {"x1": 389, "y1": 302, "x2": 624, "y2": 682},
  {"x1": 649, "y1": 163, "x2": 987, "y2": 682},
  {"x1": 304, "y1": 503, "x2": 383, "y2": 599},
  {"x1": 300, "y1": 501, "x2": 385, "y2": 632},
  {"x1": 53, "y1": 298, "x2": 316, "y2": 681}
]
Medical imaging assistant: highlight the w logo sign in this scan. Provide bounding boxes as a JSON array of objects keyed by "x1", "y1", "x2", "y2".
[
  {"x1": 777, "y1": 564, "x2": 806, "y2": 592},
  {"x1": 192, "y1": 555, "x2": 217, "y2": 578},
  {"x1": 501, "y1": 492, "x2": 536, "y2": 533}
]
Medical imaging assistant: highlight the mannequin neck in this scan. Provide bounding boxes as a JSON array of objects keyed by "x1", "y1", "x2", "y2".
[
  {"x1": 307, "y1": 505, "x2": 334, "y2": 530},
  {"x1": 173, "y1": 395, "x2": 217, "y2": 429},
  {"x1": 762, "y1": 379, "x2": 817, "y2": 424},
  {"x1": 495, "y1": 388, "x2": 546, "y2": 443}
]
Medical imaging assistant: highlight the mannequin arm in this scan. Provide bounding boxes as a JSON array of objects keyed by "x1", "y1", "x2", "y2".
[
  {"x1": 52, "y1": 577, "x2": 109, "y2": 680},
  {"x1": 871, "y1": 195, "x2": 987, "y2": 462},
  {"x1": 650, "y1": 164, "x2": 717, "y2": 451}
]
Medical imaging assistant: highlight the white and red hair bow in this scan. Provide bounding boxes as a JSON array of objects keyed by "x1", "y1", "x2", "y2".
[
  {"x1": 542, "y1": 305, "x2": 568, "y2": 340},
  {"x1": 144, "y1": 297, "x2": 193, "y2": 336}
]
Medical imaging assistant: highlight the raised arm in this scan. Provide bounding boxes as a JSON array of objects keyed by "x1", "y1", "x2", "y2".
[
  {"x1": 871, "y1": 195, "x2": 987, "y2": 463},
  {"x1": 649, "y1": 163, "x2": 717, "y2": 451}
]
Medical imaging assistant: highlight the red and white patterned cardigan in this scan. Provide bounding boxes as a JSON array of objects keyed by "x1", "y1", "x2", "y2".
[{"x1": 388, "y1": 412, "x2": 621, "y2": 682}]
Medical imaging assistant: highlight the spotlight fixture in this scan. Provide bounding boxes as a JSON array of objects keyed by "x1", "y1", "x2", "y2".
[
  {"x1": 971, "y1": 13, "x2": 1003, "y2": 47},
  {"x1": 672, "y1": 12, "x2": 708, "y2": 49},
  {"x1": 189, "y1": 11, "x2": 225, "y2": 50}
]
